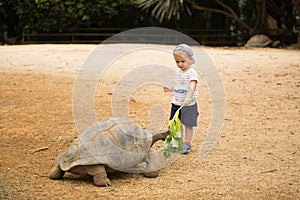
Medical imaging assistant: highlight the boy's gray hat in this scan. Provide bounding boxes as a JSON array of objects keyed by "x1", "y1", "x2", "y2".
[
  {"x1": 173, "y1": 44, "x2": 193, "y2": 57},
  {"x1": 173, "y1": 44, "x2": 195, "y2": 64}
]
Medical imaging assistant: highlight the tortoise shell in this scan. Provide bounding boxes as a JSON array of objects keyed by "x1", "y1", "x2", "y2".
[
  {"x1": 57, "y1": 117, "x2": 153, "y2": 172},
  {"x1": 245, "y1": 34, "x2": 273, "y2": 47}
]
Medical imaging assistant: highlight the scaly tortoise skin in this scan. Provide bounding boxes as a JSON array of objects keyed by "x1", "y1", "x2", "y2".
[{"x1": 49, "y1": 117, "x2": 169, "y2": 186}]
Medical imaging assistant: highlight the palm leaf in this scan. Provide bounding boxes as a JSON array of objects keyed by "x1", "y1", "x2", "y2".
[{"x1": 137, "y1": 0, "x2": 189, "y2": 22}]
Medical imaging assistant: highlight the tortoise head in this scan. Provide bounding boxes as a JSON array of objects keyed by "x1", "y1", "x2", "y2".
[{"x1": 150, "y1": 128, "x2": 170, "y2": 147}]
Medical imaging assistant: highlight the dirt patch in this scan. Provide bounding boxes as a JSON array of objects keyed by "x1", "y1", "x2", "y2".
[{"x1": 0, "y1": 44, "x2": 299, "y2": 199}]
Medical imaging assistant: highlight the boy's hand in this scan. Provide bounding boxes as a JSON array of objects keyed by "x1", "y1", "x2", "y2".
[
  {"x1": 163, "y1": 86, "x2": 172, "y2": 92},
  {"x1": 184, "y1": 98, "x2": 191, "y2": 105}
]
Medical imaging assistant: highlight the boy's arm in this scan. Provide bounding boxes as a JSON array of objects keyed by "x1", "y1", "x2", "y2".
[
  {"x1": 163, "y1": 85, "x2": 174, "y2": 92},
  {"x1": 185, "y1": 80, "x2": 197, "y2": 104}
]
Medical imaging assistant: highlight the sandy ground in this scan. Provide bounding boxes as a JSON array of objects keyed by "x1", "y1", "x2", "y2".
[{"x1": 0, "y1": 44, "x2": 299, "y2": 199}]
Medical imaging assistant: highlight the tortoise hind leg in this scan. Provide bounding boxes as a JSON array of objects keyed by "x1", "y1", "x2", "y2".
[
  {"x1": 87, "y1": 165, "x2": 111, "y2": 187},
  {"x1": 49, "y1": 164, "x2": 65, "y2": 180}
]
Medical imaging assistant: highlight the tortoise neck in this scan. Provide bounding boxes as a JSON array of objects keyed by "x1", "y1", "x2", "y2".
[{"x1": 151, "y1": 129, "x2": 169, "y2": 147}]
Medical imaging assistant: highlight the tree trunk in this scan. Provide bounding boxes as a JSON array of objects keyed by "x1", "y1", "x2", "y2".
[
  {"x1": 185, "y1": 0, "x2": 253, "y2": 34},
  {"x1": 294, "y1": 0, "x2": 300, "y2": 44},
  {"x1": 253, "y1": 0, "x2": 267, "y2": 35}
]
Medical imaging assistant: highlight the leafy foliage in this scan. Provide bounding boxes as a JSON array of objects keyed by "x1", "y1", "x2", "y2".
[
  {"x1": 162, "y1": 105, "x2": 184, "y2": 158},
  {"x1": 138, "y1": 0, "x2": 191, "y2": 22},
  {"x1": 0, "y1": 0, "x2": 297, "y2": 44},
  {"x1": 137, "y1": 0, "x2": 298, "y2": 43},
  {"x1": 0, "y1": 0, "x2": 155, "y2": 41}
]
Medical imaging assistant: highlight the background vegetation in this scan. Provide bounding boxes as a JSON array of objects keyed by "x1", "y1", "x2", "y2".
[{"x1": 0, "y1": 0, "x2": 299, "y2": 46}]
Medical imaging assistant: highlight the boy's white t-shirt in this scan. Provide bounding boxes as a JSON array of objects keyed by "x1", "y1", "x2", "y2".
[{"x1": 172, "y1": 67, "x2": 198, "y2": 106}]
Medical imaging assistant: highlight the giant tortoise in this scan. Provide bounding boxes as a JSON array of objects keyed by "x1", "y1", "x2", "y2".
[
  {"x1": 244, "y1": 34, "x2": 273, "y2": 47},
  {"x1": 49, "y1": 117, "x2": 169, "y2": 186}
]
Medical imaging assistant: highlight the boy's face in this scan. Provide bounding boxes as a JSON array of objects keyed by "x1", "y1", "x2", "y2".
[{"x1": 173, "y1": 51, "x2": 192, "y2": 72}]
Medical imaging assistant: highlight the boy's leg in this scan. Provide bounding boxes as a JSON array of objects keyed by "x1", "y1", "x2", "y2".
[
  {"x1": 180, "y1": 103, "x2": 198, "y2": 154},
  {"x1": 181, "y1": 126, "x2": 193, "y2": 154},
  {"x1": 184, "y1": 126, "x2": 193, "y2": 144},
  {"x1": 180, "y1": 124, "x2": 184, "y2": 134}
]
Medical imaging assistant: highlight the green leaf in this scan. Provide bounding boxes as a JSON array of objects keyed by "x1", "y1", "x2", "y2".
[
  {"x1": 162, "y1": 105, "x2": 184, "y2": 158},
  {"x1": 171, "y1": 138, "x2": 179, "y2": 148},
  {"x1": 174, "y1": 131, "x2": 182, "y2": 138}
]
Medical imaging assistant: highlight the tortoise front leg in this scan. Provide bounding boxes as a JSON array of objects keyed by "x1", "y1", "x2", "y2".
[
  {"x1": 143, "y1": 152, "x2": 162, "y2": 178},
  {"x1": 144, "y1": 170, "x2": 159, "y2": 178},
  {"x1": 144, "y1": 151, "x2": 177, "y2": 178},
  {"x1": 87, "y1": 165, "x2": 111, "y2": 187}
]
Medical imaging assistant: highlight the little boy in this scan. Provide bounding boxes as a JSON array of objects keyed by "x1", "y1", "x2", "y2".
[{"x1": 163, "y1": 44, "x2": 199, "y2": 154}]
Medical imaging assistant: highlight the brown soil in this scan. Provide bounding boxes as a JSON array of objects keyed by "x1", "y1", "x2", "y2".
[{"x1": 0, "y1": 44, "x2": 299, "y2": 199}]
